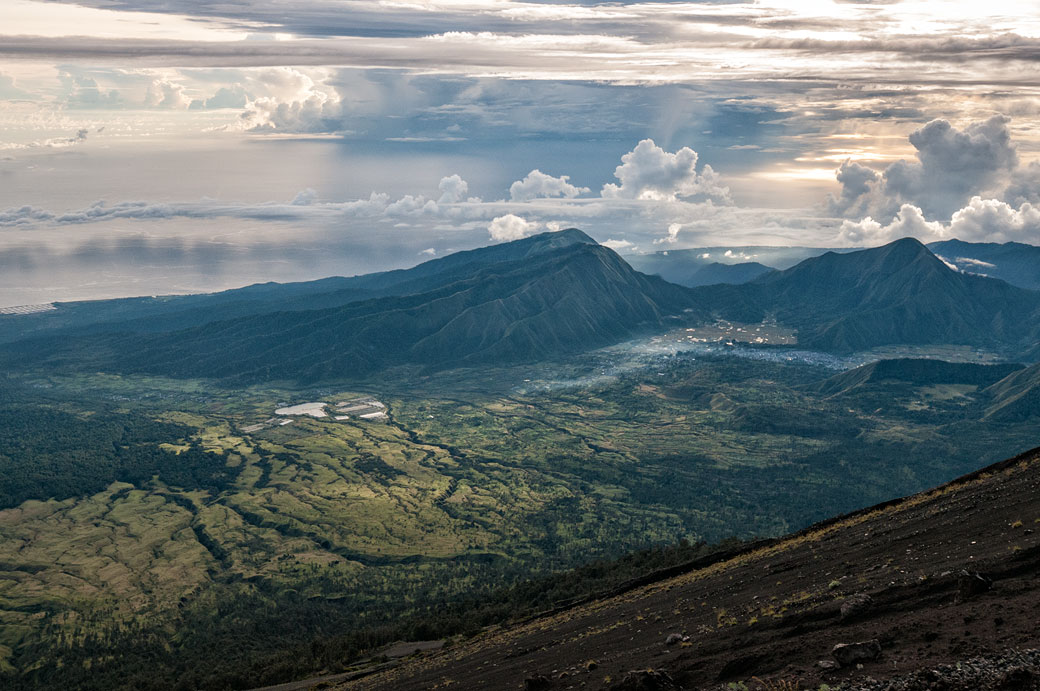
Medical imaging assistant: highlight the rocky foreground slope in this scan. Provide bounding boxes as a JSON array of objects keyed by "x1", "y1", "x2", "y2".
[{"x1": 339, "y1": 447, "x2": 1040, "y2": 690}]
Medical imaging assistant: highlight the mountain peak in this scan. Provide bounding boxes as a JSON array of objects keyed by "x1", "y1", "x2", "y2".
[
  {"x1": 872, "y1": 236, "x2": 934, "y2": 261},
  {"x1": 553, "y1": 227, "x2": 597, "y2": 243}
]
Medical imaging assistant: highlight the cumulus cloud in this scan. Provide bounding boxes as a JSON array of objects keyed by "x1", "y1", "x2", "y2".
[
  {"x1": 832, "y1": 115, "x2": 1020, "y2": 219},
  {"x1": 838, "y1": 196, "x2": 1040, "y2": 246},
  {"x1": 653, "y1": 222, "x2": 683, "y2": 245},
  {"x1": 509, "y1": 169, "x2": 589, "y2": 202},
  {"x1": 601, "y1": 139, "x2": 730, "y2": 202},
  {"x1": 190, "y1": 85, "x2": 248, "y2": 110},
  {"x1": 386, "y1": 194, "x2": 438, "y2": 216},
  {"x1": 828, "y1": 159, "x2": 880, "y2": 216},
  {"x1": 437, "y1": 174, "x2": 469, "y2": 204},
  {"x1": 238, "y1": 68, "x2": 343, "y2": 133},
  {"x1": 291, "y1": 188, "x2": 318, "y2": 206},
  {"x1": 947, "y1": 197, "x2": 1040, "y2": 243},
  {"x1": 145, "y1": 78, "x2": 191, "y2": 109},
  {"x1": 488, "y1": 214, "x2": 539, "y2": 242},
  {"x1": 723, "y1": 249, "x2": 757, "y2": 261},
  {"x1": 1005, "y1": 161, "x2": 1040, "y2": 207},
  {"x1": 838, "y1": 203, "x2": 946, "y2": 245},
  {"x1": 601, "y1": 238, "x2": 635, "y2": 252},
  {"x1": 58, "y1": 70, "x2": 121, "y2": 108}
]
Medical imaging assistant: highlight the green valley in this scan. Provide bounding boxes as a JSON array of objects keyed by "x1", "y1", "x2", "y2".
[{"x1": 2, "y1": 345, "x2": 1039, "y2": 689}]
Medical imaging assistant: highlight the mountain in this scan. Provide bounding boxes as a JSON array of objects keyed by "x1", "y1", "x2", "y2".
[
  {"x1": 624, "y1": 249, "x2": 777, "y2": 287},
  {"x1": 14, "y1": 240, "x2": 695, "y2": 381},
  {"x1": 983, "y1": 362, "x2": 1040, "y2": 422},
  {"x1": 624, "y1": 245, "x2": 854, "y2": 282},
  {"x1": 6, "y1": 234, "x2": 1040, "y2": 379},
  {"x1": 0, "y1": 229, "x2": 599, "y2": 343},
  {"x1": 812, "y1": 358, "x2": 1025, "y2": 398},
  {"x1": 343, "y1": 446, "x2": 1040, "y2": 690},
  {"x1": 929, "y1": 238, "x2": 1040, "y2": 291},
  {"x1": 662, "y1": 261, "x2": 774, "y2": 288},
  {"x1": 685, "y1": 261, "x2": 773, "y2": 287},
  {"x1": 695, "y1": 238, "x2": 1040, "y2": 355}
]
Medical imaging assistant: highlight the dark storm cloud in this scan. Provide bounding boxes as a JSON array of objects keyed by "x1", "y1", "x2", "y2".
[{"x1": 832, "y1": 115, "x2": 1021, "y2": 219}]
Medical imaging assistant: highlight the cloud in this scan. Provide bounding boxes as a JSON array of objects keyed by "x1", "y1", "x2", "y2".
[
  {"x1": 0, "y1": 191, "x2": 395, "y2": 228},
  {"x1": 827, "y1": 159, "x2": 879, "y2": 217},
  {"x1": 838, "y1": 196, "x2": 1040, "y2": 246},
  {"x1": 488, "y1": 214, "x2": 538, "y2": 242},
  {"x1": 653, "y1": 222, "x2": 683, "y2": 245},
  {"x1": 509, "y1": 170, "x2": 589, "y2": 202},
  {"x1": 0, "y1": 73, "x2": 32, "y2": 100},
  {"x1": 952, "y1": 256, "x2": 996, "y2": 269},
  {"x1": 947, "y1": 197, "x2": 1040, "y2": 244},
  {"x1": 601, "y1": 139, "x2": 730, "y2": 202},
  {"x1": 601, "y1": 238, "x2": 635, "y2": 252},
  {"x1": 238, "y1": 68, "x2": 343, "y2": 133},
  {"x1": 58, "y1": 70, "x2": 122, "y2": 108},
  {"x1": 1005, "y1": 161, "x2": 1040, "y2": 207},
  {"x1": 0, "y1": 128, "x2": 90, "y2": 151},
  {"x1": 437, "y1": 174, "x2": 469, "y2": 204},
  {"x1": 291, "y1": 188, "x2": 318, "y2": 206},
  {"x1": 145, "y1": 77, "x2": 191, "y2": 109},
  {"x1": 190, "y1": 85, "x2": 248, "y2": 110},
  {"x1": 838, "y1": 203, "x2": 946, "y2": 245},
  {"x1": 386, "y1": 194, "x2": 438, "y2": 216},
  {"x1": 832, "y1": 116, "x2": 1020, "y2": 219}
]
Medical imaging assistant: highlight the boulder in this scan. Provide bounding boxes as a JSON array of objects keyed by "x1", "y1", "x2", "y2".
[
  {"x1": 609, "y1": 668, "x2": 683, "y2": 690},
  {"x1": 957, "y1": 571, "x2": 993, "y2": 601},
  {"x1": 995, "y1": 666, "x2": 1036, "y2": 690},
  {"x1": 523, "y1": 674, "x2": 553, "y2": 691},
  {"x1": 839, "y1": 593, "x2": 873, "y2": 621},
  {"x1": 832, "y1": 639, "x2": 882, "y2": 667}
]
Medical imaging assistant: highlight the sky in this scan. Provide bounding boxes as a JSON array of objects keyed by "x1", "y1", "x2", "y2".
[{"x1": 2, "y1": 0, "x2": 1040, "y2": 305}]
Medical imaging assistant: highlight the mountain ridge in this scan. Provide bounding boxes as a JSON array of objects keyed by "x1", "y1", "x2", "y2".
[
  {"x1": 0, "y1": 229, "x2": 599, "y2": 343},
  {"x1": 17, "y1": 241, "x2": 694, "y2": 381},
  {"x1": 695, "y1": 237, "x2": 1040, "y2": 354},
  {"x1": 929, "y1": 238, "x2": 1040, "y2": 291}
]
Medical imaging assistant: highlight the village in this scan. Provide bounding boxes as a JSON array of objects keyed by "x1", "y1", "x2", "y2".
[{"x1": 240, "y1": 396, "x2": 387, "y2": 433}]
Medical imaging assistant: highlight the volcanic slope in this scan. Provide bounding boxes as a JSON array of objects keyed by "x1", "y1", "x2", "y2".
[
  {"x1": 0, "y1": 228, "x2": 598, "y2": 342},
  {"x1": 984, "y1": 362, "x2": 1040, "y2": 422},
  {"x1": 929, "y1": 239, "x2": 1040, "y2": 291},
  {"x1": 24, "y1": 241, "x2": 696, "y2": 381},
  {"x1": 695, "y1": 237, "x2": 1040, "y2": 354},
  {"x1": 341, "y1": 447, "x2": 1040, "y2": 691},
  {"x1": 810, "y1": 358, "x2": 1025, "y2": 398}
]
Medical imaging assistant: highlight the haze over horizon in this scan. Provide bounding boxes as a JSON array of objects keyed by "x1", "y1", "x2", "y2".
[{"x1": 3, "y1": 0, "x2": 1040, "y2": 305}]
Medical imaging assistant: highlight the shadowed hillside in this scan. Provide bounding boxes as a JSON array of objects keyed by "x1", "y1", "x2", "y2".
[
  {"x1": 812, "y1": 358, "x2": 1025, "y2": 398},
  {"x1": 0, "y1": 229, "x2": 599, "y2": 343},
  {"x1": 984, "y1": 362, "x2": 1040, "y2": 422},
  {"x1": 340, "y1": 447, "x2": 1040, "y2": 691},
  {"x1": 929, "y1": 239, "x2": 1040, "y2": 291},
  {"x1": 14, "y1": 242, "x2": 696, "y2": 381},
  {"x1": 695, "y1": 238, "x2": 1040, "y2": 355}
]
